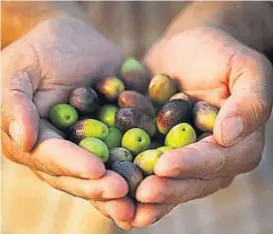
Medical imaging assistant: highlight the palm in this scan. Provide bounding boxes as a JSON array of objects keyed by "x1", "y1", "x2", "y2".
[
  {"x1": 18, "y1": 17, "x2": 122, "y2": 118},
  {"x1": 2, "y1": 17, "x2": 132, "y2": 227},
  {"x1": 144, "y1": 27, "x2": 241, "y2": 107}
]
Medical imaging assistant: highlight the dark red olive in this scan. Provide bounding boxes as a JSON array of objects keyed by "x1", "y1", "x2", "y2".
[
  {"x1": 118, "y1": 90, "x2": 155, "y2": 117},
  {"x1": 157, "y1": 99, "x2": 191, "y2": 134}
]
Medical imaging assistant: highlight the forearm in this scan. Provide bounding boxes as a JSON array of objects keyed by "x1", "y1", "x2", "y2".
[
  {"x1": 1, "y1": 1, "x2": 88, "y2": 48},
  {"x1": 164, "y1": 2, "x2": 273, "y2": 53}
]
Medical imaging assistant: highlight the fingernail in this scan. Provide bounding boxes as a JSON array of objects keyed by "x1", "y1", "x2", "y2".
[
  {"x1": 222, "y1": 116, "x2": 244, "y2": 145},
  {"x1": 9, "y1": 121, "x2": 22, "y2": 149}
]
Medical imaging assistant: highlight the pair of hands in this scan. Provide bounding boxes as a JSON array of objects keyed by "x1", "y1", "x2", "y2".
[{"x1": 2, "y1": 17, "x2": 273, "y2": 230}]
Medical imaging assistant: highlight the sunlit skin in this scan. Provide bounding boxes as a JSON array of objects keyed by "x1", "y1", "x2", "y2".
[
  {"x1": 2, "y1": 1, "x2": 273, "y2": 231},
  {"x1": 1, "y1": 17, "x2": 133, "y2": 225},
  {"x1": 126, "y1": 26, "x2": 272, "y2": 229}
]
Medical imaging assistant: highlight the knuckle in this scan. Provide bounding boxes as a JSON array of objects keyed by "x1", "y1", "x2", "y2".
[
  {"x1": 196, "y1": 180, "x2": 209, "y2": 198},
  {"x1": 179, "y1": 179, "x2": 208, "y2": 202},
  {"x1": 200, "y1": 143, "x2": 227, "y2": 179},
  {"x1": 174, "y1": 184, "x2": 188, "y2": 203},
  {"x1": 237, "y1": 52, "x2": 263, "y2": 72},
  {"x1": 31, "y1": 155, "x2": 53, "y2": 175},
  {"x1": 53, "y1": 177, "x2": 64, "y2": 191},
  {"x1": 1, "y1": 129, "x2": 29, "y2": 164},
  {"x1": 82, "y1": 183, "x2": 93, "y2": 199},
  {"x1": 212, "y1": 148, "x2": 227, "y2": 176},
  {"x1": 82, "y1": 183, "x2": 102, "y2": 199},
  {"x1": 249, "y1": 97, "x2": 268, "y2": 127},
  {"x1": 1, "y1": 103, "x2": 13, "y2": 133},
  {"x1": 233, "y1": 51, "x2": 271, "y2": 82}
]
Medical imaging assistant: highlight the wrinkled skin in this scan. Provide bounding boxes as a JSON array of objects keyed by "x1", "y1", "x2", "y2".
[
  {"x1": 2, "y1": 20, "x2": 273, "y2": 231},
  {"x1": 1, "y1": 18, "x2": 136, "y2": 227},
  {"x1": 123, "y1": 27, "x2": 273, "y2": 229}
]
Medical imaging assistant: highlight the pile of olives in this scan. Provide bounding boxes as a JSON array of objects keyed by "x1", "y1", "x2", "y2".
[{"x1": 49, "y1": 58, "x2": 219, "y2": 198}]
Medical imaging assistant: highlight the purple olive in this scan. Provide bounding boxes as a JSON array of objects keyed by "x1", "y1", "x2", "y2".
[
  {"x1": 111, "y1": 161, "x2": 144, "y2": 198},
  {"x1": 69, "y1": 87, "x2": 99, "y2": 114},
  {"x1": 115, "y1": 108, "x2": 156, "y2": 136},
  {"x1": 157, "y1": 99, "x2": 191, "y2": 134}
]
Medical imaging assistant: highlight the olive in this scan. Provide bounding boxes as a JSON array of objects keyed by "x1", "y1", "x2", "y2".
[
  {"x1": 157, "y1": 99, "x2": 191, "y2": 134},
  {"x1": 111, "y1": 161, "x2": 144, "y2": 198},
  {"x1": 69, "y1": 87, "x2": 99, "y2": 114},
  {"x1": 115, "y1": 108, "x2": 156, "y2": 137},
  {"x1": 118, "y1": 90, "x2": 155, "y2": 117}
]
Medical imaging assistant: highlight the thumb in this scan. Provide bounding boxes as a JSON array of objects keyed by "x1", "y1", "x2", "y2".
[
  {"x1": 2, "y1": 71, "x2": 39, "y2": 152},
  {"x1": 1, "y1": 42, "x2": 40, "y2": 152},
  {"x1": 214, "y1": 52, "x2": 273, "y2": 146}
]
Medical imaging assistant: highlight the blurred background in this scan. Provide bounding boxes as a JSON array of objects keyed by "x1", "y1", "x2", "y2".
[
  {"x1": 78, "y1": 1, "x2": 185, "y2": 59},
  {"x1": 2, "y1": 2, "x2": 273, "y2": 234}
]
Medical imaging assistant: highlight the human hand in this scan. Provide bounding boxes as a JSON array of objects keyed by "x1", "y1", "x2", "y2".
[
  {"x1": 1, "y1": 17, "x2": 135, "y2": 226},
  {"x1": 128, "y1": 27, "x2": 273, "y2": 227}
]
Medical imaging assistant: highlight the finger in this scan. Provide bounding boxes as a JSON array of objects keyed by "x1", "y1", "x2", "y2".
[
  {"x1": 131, "y1": 203, "x2": 175, "y2": 228},
  {"x1": 1, "y1": 71, "x2": 39, "y2": 152},
  {"x1": 136, "y1": 175, "x2": 233, "y2": 204},
  {"x1": 2, "y1": 119, "x2": 105, "y2": 179},
  {"x1": 155, "y1": 130, "x2": 264, "y2": 179},
  {"x1": 91, "y1": 201, "x2": 134, "y2": 232},
  {"x1": 35, "y1": 170, "x2": 128, "y2": 200},
  {"x1": 90, "y1": 197, "x2": 135, "y2": 222},
  {"x1": 214, "y1": 51, "x2": 273, "y2": 146},
  {"x1": 114, "y1": 221, "x2": 133, "y2": 231}
]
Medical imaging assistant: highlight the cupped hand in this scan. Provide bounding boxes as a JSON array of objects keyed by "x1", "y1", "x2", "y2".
[
  {"x1": 129, "y1": 26, "x2": 273, "y2": 228},
  {"x1": 1, "y1": 17, "x2": 135, "y2": 226}
]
